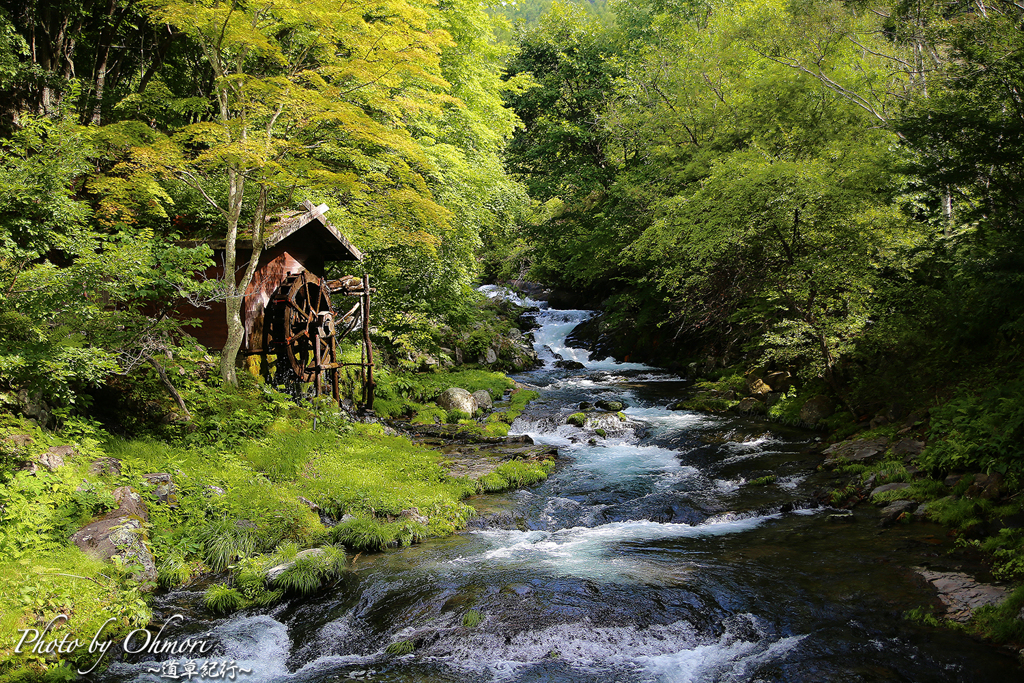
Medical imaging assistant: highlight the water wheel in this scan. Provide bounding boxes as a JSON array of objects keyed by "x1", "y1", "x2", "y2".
[{"x1": 279, "y1": 271, "x2": 339, "y2": 399}]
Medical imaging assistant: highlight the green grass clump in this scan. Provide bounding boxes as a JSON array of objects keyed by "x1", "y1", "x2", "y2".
[
  {"x1": 478, "y1": 459, "x2": 555, "y2": 492},
  {"x1": 385, "y1": 640, "x2": 415, "y2": 656},
  {"x1": 272, "y1": 546, "x2": 345, "y2": 595},
  {"x1": 748, "y1": 474, "x2": 777, "y2": 486},
  {"x1": 411, "y1": 405, "x2": 447, "y2": 425},
  {"x1": 197, "y1": 518, "x2": 261, "y2": 573},
  {"x1": 566, "y1": 412, "x2": 587, "y2": 428},
  {"x1": 329, "y1": 517, "x2": 430, "y2": 551},
  {"x1": 462, "y1": 610, "x2": 482, "y2": 627},
  {"x1": 204, "y1": 584, "x2": 245, "y2": 614}
]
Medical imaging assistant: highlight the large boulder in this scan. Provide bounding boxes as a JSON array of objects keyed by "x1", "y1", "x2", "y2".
[
  {"x1": 799, "y1": 395, "x2": 835, "y2": 425},
  {"x1": 554, "y1": 359, "x2": 585, "y2": 370},
  {"x1": 437, "y1": 387, "x2": 478, "y2": 414},
  {"x1": 748, "y1": 379, "x2": 772, "y2": 399},
  {"x1": 736, "y1": 397, "x2": 763, "y2": 413},
  {"x1": 763, "y1": 371, "x2": 793, "y2": 393},
  {"x1": 892, "y1": 439, "x2": 925, "y2": 459},
  {"x1": 472, "y1": 390, "x2": 493, "y2": 412},
  {"x1": 70, "y1": 487, "x2": 157, "y2": 588}
]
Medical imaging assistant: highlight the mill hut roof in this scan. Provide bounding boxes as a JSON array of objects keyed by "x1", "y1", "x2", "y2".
[{"x1": 190, "y1": 200, "x2": 363, "y2": 261}]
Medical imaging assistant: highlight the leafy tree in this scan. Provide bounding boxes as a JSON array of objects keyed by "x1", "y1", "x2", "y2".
[{"x1": 144, "y1": 0, "x2": 460, "y2": 385}]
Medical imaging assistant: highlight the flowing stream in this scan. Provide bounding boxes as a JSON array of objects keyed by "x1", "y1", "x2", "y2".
[{"x1": 104, "y1": 289, "x2": 1020, "y2": 682}]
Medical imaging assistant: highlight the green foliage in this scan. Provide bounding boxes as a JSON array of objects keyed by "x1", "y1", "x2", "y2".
[
  {"x1": 385, "y1": 640, "x2": 415, "y2": 656},
  {"x1": 920, "y1": 380, "x2": 1024, "y2": 476},
  {"x1": 203, "y1": 584, "x2": 245, "y2": 614},
  {"x1": 478, "y1": 459, "x2": 555, "y2": 493},
  {"x1": 329, "y1": 517, "x2": 430, "y2": 552},
  {"x1": 196, "y1": 519, "x2": 260, "y2": 573}
]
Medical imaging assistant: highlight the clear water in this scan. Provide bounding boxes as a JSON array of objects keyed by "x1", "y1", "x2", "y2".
[{"x1": 101, "y1": 287, "x2": 1020, "y2": 682}]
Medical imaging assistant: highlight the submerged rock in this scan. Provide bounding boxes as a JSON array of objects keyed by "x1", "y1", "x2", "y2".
[{"x1": 554, "y1": 359, "x2": 585, "y2": 370}]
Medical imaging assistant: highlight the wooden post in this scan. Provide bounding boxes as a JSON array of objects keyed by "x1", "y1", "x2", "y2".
[{"x1": 362, "y1": 274, "x2": 375, "y2": 410}]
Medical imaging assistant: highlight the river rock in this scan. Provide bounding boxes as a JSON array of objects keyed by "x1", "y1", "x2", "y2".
[
  {"x1": 763, "y1": 371, "x2": 792, "y2": 393},
  {"x1": 823, "y1": 436, "x2": 890, "y2": 463},
  {"x1": 892, "y1": 439, "x2": 925, "y2": 459},
  {"x1": 799, "y1": 395, "x2": 835, "y2": 425},
  {"x1": 595, "y1": 399, "x2": 627, "y2": 411},
  {"x1": 437, "y1": 388, "x2": 478, "y2": 414},
  {"x1": 485, "y1": 348, "x2": 498, "y2": 364},
  {"x1": 472, "y1": 390, "x2": 493, "y2": 412},
  {"x1": 554, "y1": 359, "x2": 585, "y2": 370},
  {"x1": 748, "y1": 379, "x2": 771, "y2": 398},
  {"x1": 870, "y1": 482, "x2": 911, "y2": 500},
  {"x1": 71, "y1": 487, "x2": 157, "y2": 588},
  {"x1": 735, "y1": 397, "x2": 763, "y2": 413},
  {"x1": 878, "y1": 499, "x2": 917, "y2": 527},
  {"x1": 916, "y1": 569, "x2": 1009, "y2": 622}
]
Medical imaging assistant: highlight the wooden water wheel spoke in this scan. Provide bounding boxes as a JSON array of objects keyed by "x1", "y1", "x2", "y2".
[{"x1": 281, "y1": 271, "x2": 341, "y2": 389}]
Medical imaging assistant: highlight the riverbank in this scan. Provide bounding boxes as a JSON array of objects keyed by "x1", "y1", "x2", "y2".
[{"x1": 0, "y1": 365, "x2": 556, "y2": 680}]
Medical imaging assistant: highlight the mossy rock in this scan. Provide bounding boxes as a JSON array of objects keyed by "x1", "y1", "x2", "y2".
[{"x1": 566, "y1": 412, "x2": 587, "y2": 428}]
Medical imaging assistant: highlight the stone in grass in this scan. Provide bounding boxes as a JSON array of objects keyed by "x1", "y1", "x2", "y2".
[
  {"x1": 799, "y1": 395, "x2": 834, "y2": 425},
  {"x1": 436, "y1": 388, "x2": 478, "y2": 415},
  {"x1": 472, "y1": 390, "x2": 493, "y2": 412},
  {"x1": 143, "y1": 473, "x2": 178, "y2": 507},
  {"x1": 90, "y1": 457, "x2": 122, "y2": 477},
  {"x1": 71, "y1": 486, "x2": 157, "y2": 588}
]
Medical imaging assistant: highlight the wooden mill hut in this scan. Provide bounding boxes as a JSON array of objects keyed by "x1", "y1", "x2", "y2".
[{"x1": 178, "y1": 200, "x2": 374, "y2": 405}]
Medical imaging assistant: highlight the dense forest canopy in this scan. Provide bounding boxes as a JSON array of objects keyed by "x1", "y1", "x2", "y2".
[{"x1": 0, "y1": 0, "x2": 1023, "y2": 451}]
